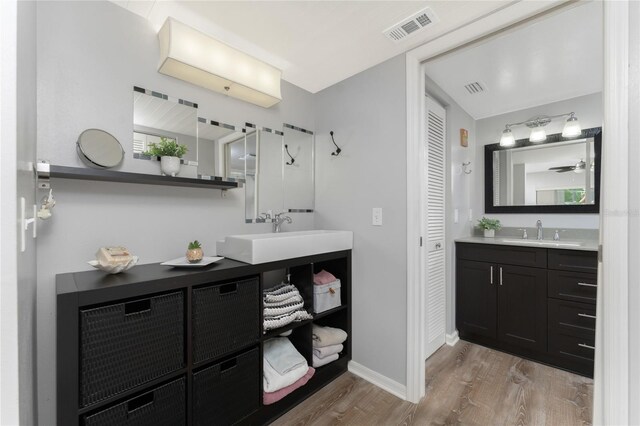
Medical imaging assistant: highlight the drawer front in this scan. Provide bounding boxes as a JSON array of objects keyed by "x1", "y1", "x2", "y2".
[
  {"x1": 548, "y1": 330, "x2": 595, "y2": 376},
  {"x1": 83, "y1": 377, "x2": 186, "y2": 426},
  {"x1": 457, "y1": 243, "x2": 547, "y2": 268},
  {"x1": 548, "y1": 299, "x2": 595, "y2": 339},
  {"x1": 192, "y1": 277, "x2": 259, "y2": 364},
  {"x1": 548, "y1": 249, "x2": 597, "y2": 273},
  {"x1": 548, "y1": 270, "x2": 597, "y2": 304},
  {"x1": 193, "y1": 347, "x2": 260, "y2": 426},
  {"x1": 80, "y1": 292, "x2": 185, "y2": 407}
]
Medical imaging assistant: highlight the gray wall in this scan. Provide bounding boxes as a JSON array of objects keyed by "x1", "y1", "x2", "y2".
[
  {"x1": 314, "y1": 55, "x2": 407, "y2": 386},
  {"x1": 35, "y1": 2, "x2": 315, "y2": 423},
  {"x1": 424, "y1": 75, "x2": 476, "y2": 336},
  {"x1": 474, "y1": 92, "x2": 602, "y2": 229}
]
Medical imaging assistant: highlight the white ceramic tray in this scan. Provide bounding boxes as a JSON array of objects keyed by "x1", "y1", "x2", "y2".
[{"x1": 161, "y1": 256, "x2": 224, "y2": 268}]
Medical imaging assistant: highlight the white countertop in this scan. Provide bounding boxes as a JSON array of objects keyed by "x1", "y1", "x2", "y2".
[{"x1": 455, "y1": 236, "x2": 598, "y2": 252}]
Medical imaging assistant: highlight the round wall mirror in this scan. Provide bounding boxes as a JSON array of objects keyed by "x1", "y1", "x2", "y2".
[{"x1": 76, "y1": 129, "x2": 124, "y2": 168}]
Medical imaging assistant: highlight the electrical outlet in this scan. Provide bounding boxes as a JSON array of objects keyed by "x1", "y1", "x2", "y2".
[{"x1": 372, "y1": 208, "x2": 382, "y2": 226}]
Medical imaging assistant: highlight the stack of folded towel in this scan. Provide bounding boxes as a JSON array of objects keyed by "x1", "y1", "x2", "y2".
[
  {"x1": 263, "y1": 337, "x2": 315, "y2": 405},
  {"x1": 263, "y1": 283, "x2": 313, "y2": 332},
  {"x1": 312, "y1": 324, "x2": 347, "y2": 367},
  {"x1": 313, "y1": 269, "x2": 337, "y2": 285}
]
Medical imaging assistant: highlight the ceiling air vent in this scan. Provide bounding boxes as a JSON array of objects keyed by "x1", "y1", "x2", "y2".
[
  {"x1": 383, "y1": 7, "x2": 439, "y2": 43},
  {"x1": 464, "y1": 82, "x2": 486, "y2": 95}
]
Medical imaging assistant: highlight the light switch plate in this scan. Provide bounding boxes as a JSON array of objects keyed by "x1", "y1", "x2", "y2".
[{"x1": 372, "y1": 207, "x2": 382, "y2": 226}]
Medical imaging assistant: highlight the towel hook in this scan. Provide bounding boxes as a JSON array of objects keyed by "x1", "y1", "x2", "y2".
[
  {"x1": 330, "y1": 131, "x2": 342, "y2": 157},
  {"x1": 284, "y1": 144, "x2": 295, "y2": 165},
  {"x1": 462, "y1": 161, "x2": 472, "y2": 175}
]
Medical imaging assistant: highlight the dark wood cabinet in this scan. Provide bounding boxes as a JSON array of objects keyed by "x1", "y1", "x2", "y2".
[{"x1": 456, "y1": 242, "x2": 597, "y2": 377}]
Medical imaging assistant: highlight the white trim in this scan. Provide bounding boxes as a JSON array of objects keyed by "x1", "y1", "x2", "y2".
[
  {"x1": 348, "y1": 361, "x2": 407, "y2": 401},
  {"x1": 445, "y1": 331, "x2": 459, "y2": 347}
]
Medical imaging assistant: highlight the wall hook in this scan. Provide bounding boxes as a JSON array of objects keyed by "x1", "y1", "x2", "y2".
[
  {"x1": 462, "y1": 161, "x2": 472, "y2": 175},
  {"x1": 330, "y1": 131, "x2": 342, "y2": 156},
  {"x1": 284, "y1": 144, "x2": 295, "y2": 165}
]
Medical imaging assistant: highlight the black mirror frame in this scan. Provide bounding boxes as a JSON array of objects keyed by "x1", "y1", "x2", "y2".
[{"x1": 484, "y1": 126, "x2": 601, "y2": 214}]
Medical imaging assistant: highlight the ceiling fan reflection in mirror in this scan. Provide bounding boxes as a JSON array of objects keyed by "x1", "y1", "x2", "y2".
[{"x1": 548, "y1": 159, "x2": 592, "y2": 173}]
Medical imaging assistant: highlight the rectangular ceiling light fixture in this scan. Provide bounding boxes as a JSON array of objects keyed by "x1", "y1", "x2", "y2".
[{"x1": 158, "y1": 18, "x2": 282, "y2": 108}]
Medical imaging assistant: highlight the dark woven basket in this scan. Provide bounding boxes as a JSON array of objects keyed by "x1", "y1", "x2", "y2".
[
  {"x1": 193, "y1": 348, "x2": 260, "y2": 426},
  {"x1": 80, "y1": 292, "x2": 185, "y2": 407},
  {"x1": 83, "y1": 377, "x2": 186, "y2": 426},
  {"x1": 192, "y1": 278, "x2": 259, "y2": 363}
]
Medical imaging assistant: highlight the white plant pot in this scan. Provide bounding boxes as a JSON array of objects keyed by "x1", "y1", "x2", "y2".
[
  {"x1": 160, "y1": 156, "x2": 181, "y2": 177},
  {"x1": 484, "y1": 229, "x2": 495, "y2": 238}
]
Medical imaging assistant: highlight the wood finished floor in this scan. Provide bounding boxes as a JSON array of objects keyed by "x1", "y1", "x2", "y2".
[{"x1": 272, "y1": 341, "x2": 593, "y2": 426}]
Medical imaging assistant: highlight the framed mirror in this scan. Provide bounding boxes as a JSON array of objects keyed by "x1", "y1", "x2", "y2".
[
  {"x1": 76, "y1": 129, "x2": 124, "y2": 169},
  {"x1": 485, "y1": 127, "x2": 601, "y2": 214},
  {"x1": 283, "y1": 123, "x2": 314, "y2": 212}
]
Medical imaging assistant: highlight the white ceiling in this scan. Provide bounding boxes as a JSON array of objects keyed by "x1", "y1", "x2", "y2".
[
  {"x1": 111, "y1": 0, "x2": 523, "y2": 94},
  {"x1": 424, "y1": 1, "x2": 603, "y2": 119}
]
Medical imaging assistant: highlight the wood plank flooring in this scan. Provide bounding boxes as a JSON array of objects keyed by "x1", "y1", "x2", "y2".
[{"x1": 272, "y1": 341, "x2": 593, "y2": 425}]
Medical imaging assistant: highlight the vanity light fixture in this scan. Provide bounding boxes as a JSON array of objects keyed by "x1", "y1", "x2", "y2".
[
  {"x1": 157, "y1": 18, "x2": 282, "y2": 108},
  {"x1": 499, "y1": 112, "x2": 582, "y2": 146}
]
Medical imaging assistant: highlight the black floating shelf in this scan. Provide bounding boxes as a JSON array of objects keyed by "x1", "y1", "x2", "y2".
[
  {"x1": 49, "y1": 165, "x2": 238, "y2": 190},
  {"x1": 262, "y1": 319, "x2": 312, "y2": 340},
  {"x1": 312, "y1": 305, "x2": 347, "y2": 320}
]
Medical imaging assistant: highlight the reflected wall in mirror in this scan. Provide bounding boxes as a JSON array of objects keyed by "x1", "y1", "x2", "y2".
[
  {"x1": 283, "y1": 123, "x2": 314, "y2": 211},
  {"x1": 485, "y1": 127, "x2": 601, "y2": 214},
  {"x1": 244, "y1": 127, "x2": 257, "y2": 220},
  {"x1": 132, "y1": 86, "x2": 198, "y2": 167},
  {"x1": 196, "y1": 117, "x2": 244, "y2": 180},
  {"x1": 257, "y1": 127, "x2": 284, "y2": 218}
]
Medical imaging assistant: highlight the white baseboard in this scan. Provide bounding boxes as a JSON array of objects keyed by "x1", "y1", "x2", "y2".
[
  {"x1": 445, "y1": 330, "x2": 459, "y2": 346},
  {"x1": 348, "y1": 361, "x2": 407, "y2": 400}
]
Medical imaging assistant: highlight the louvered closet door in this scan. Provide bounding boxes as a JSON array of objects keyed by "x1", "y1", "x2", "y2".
[{"x1": 424, "y1": 97, "x2": 446, "y2": 359}]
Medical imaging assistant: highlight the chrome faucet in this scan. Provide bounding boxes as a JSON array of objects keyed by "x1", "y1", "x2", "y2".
[
  {"x1": 536, "y1": 220, "x2": 543, "y2": 240},
  {"x1": 273, "y1": 212, "x2": 292, "y2": 233}
]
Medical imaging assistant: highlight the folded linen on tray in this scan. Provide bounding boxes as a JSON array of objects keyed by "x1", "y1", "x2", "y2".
[
  {"x1": 313, "y1": 343, "x2": 343, "y2": 359},
  {"x1": 263, "y1": 337, "x2": 307, "y2": 376},
  {"x1": 312, "y1": 324, "x2": 348, "y2": 347},
  {"x1": 263, "y1": 367, "x2": 315, "y2": 405},
  {"x1": 312, "y1": 352, "x2": 339, "y2": 368}
]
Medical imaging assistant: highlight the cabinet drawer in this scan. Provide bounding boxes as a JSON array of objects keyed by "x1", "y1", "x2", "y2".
[
  {"x1": 548, "y1": 330, "x2": 595, "y2": 375},
  {"x1": 192, "y1": 277, "x2": 259, "y2": 364},
  {"x1": 548, "y1": 270, "x2": 597, "y2": 304},
  {"x1": 83, "y1": 378, "x2": 186, "y2": 426},
  {"x1": 80, "y1": 292, "x2": 185, "y2": 407},
  {"x1": 193, "y1": 347, "x2": 260, "y2": 426},
  {"x1": 548, "y1": 249, "x2": 597, "y2": 273},
  {"x1": 456, "y1": 243, "x2": 546, "y2": 268},
  {"x1": 548, "y1": 299, "x2": 595, "y2": 339}
]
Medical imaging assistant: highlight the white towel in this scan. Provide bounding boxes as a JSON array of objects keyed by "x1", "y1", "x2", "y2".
[
  {"x1": 312, "y1": 324, "x2": 348, "y2": 347},
  {"x1": 313, "y1": 344, "x2": 343, "y2": 359},
  {"x1": 263, "y1": 358, "x2": 308, "y2": 393},
  {"x1": 312, "y1": 353, "x2": 339, "y2": 368},
  {"x1": 263, "y1": 337, "x2": 307, "y2": 376}
]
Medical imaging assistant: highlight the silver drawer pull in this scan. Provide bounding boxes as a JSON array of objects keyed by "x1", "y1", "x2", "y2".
[
  {"x1": 499, "y1": 267, "x2": 503, "y2": 286},
  {"x1": 490, "y1": 266, "x2": 493, "y2": 284},
  {"x1": 577, "y1": 282, "x2": 597, "y2": 288},
  {"x1": 578, "y1": 343, "x2": 595, "y2": 350},
  {"x1": 578, "y1": 313, "x2": 596, "y2": 319}
]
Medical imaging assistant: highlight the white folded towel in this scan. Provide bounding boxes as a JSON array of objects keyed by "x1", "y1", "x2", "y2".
[
  {"x1": 263, "y1": 337, "x2": 307, "y2": 376},
  {"x1": 312, "y1": 324, "x2": 348, "y2": 347},
  {"x1": 313, "y1": 343, "x2": 343, "y2": 359},
  {"x1": 312, "y1": 353, "x2": 339, "y2": 368},
  {"x1": 263, "y1": 358, "x2": 308, "y2": 393}
]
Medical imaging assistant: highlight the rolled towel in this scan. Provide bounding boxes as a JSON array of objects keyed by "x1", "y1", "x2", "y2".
[
  {"x1": 263, "y1": 358, "x2": 308, "y2": 393},
  {"x1": 263, "y1": 337, "x2": 307, "y2": 376},
  {"x1": 263, "y1": 367, "x2": 315, "y2": 405},
  {"x1": 312, "y1": 352, "x2": 339, "y2": 368},
  {"x1": 313, "y1": 270, "x2": 337, "y2": 285},
  {"x1": 312, "y1": 324, "x2": 348, "y2": 347},
  {"x1": 313, "y1": 343, "x2": 343, "y2": 359}
]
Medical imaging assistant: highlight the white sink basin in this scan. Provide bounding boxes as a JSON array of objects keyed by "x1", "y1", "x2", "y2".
[
  {"x1": 216, "y1": 230, "x2": 353, "y2": 264},
  {"x1": 500, "y1": 239, "x2": 584, "y2": 248}
]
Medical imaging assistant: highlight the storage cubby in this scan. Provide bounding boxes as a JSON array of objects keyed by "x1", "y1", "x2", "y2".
[{"x1": 312, "y1": 258, "x2": 349, "y2": 310}]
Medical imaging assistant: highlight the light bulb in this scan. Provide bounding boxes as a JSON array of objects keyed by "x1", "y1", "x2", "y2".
[
  {"x1": 529, "y1": 127, "x2": 547, "y2": 143},
  {"x1": 562, "y1": 114, "x2": 582, "y2": 138},
  {"x1": 500, "y1": 128, "x2": 515, "y2": 147}
]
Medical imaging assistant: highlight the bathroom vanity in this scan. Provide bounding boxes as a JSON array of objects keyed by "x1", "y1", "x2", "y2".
[
  {"x1": 456, "y1": 239, "x2": 597, "y2": 377},
  {"x1": 56, "y1": 250, "x2": 351, "y2": 425}
]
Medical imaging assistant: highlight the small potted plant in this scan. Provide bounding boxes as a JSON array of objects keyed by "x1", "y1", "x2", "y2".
[
  {"x1": 143, "y1": 137, "x2": 188, "y2": 177},
  {"x1": 186, "y1": 240, "x2": 203, "y2": 263},
  {"x1": 477, "y1": 217, "x2": 502, "y2": 238}
]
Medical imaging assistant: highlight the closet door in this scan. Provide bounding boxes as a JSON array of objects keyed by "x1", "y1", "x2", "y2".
[{"x1": 424, "y1": 96, "x2": 447, "y2": 359}]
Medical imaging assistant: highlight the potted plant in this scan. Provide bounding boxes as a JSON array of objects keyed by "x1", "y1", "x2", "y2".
[
  {"x1": 477, "y1": 217, "x2": 502, "y2": 238},
  {"x1": 143, "y1": 137, "x2": 188, "y2": 177},
  {"x1": 186, "y1": 240, "x2": 203, "y2": 263}
]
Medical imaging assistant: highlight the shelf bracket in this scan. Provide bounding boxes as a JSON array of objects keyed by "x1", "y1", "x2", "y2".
[{"x1": 36, "y1": 160, "x2": 51, "y2": 189}]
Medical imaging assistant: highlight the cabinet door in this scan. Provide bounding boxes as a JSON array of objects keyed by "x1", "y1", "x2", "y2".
[
  {"x1": 456, "y1": 260, "x2": 497, "y2": 339},
  {"x1": 497, "y1": 265, "x2": 547, "y2": 352}
]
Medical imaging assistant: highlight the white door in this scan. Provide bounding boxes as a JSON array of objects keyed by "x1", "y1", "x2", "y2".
[{"x1": 424, "y1": 96, "x2": 446, "y2": 359}]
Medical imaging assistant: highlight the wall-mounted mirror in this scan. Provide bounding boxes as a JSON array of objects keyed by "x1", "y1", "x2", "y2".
[
  {"x1": 485, "y1": 127, "x2": 601, "y2": 213},
  {"x1": 283, "y1": 123, "x2": 314, "y2": 211},
  {"x1": 132, "y1": 87, "x2": 198, "y2": 170},
  {"x1": 197, "y1": 117, "x2": 243, "y2": 180},
  {"x1": 256, "y1": 127, "x2": 284, "y2": 219},
  {"x1": 76, "y1": 129, "x2": 124, "y2": 169}
]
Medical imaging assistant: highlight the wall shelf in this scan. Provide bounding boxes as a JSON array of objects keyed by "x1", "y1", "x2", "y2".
[{"x1": 44, "y1": 165, "x2": 239, "y2": 190}]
